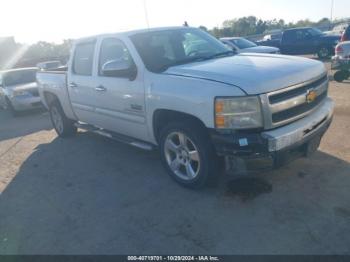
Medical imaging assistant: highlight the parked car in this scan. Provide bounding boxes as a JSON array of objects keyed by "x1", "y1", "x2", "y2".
[
  {"x1": 332, "y1": 41, "x2": 350, "y2": 82},
  {"x1": 220, "y1": 37, "x2": 280, "y2": 54},
  {"x1": 37, "y1": 60, "x2": 63, "y2": 71},
  {"x1": 340, "y1": 25, "x2": 350, "y2": 42},
  {"x1": 37, "y1": 27, "x2": 334, "y2": 188},
  {"x1": 260, "y1": 27, "x2": 340, "y2": 59},
  {"x1": 256, "y1": 33, "x2": 282, "y2": 48},
  {"x1": 0, "y1": 68, "x2": 42, "y2": 115},
  {"x1": 332, "y1": 23, "x2": 349, "y2": 36}
]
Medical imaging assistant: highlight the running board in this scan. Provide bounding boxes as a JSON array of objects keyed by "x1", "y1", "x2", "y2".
[{"x1": 75, "y1": 122, "x2": 154, "y2": 151}]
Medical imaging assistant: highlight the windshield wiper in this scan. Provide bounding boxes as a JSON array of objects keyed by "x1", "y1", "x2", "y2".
[
  {"x1": 204, "y1": 50, "x2": 235, "y2": 60},
  {"x1": 159, "y1": 51, "x2": 235, "y2": 72},
  {"x1": 159, "y1": 56, "x2": 211, "y2": 72}
]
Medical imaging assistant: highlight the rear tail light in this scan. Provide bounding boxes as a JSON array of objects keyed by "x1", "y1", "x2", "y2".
[
  {"x1": 341, "y1": 33, "x2": 348, "y2": 42},
  {"x1": 335, "y1": 45, "x2": 344, "y2": 55}
]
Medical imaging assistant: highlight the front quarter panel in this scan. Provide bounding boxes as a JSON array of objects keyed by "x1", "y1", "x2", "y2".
[{"x1": 145, "y1": 72, "x2": 246, "y2": 143}]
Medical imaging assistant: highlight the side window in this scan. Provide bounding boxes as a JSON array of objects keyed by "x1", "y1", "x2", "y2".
[
  {"x1": 73, "y1": 41, "x2": 96, "y2": 76},
  {"x1": 99, "y1": 38, "x2": 133, "y2": 76},
  {"x1": 295, "y1": 30, "x2": 304, "y2": 40}
]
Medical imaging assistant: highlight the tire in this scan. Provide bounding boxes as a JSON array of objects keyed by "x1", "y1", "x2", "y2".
[
  {"x1": 5, "y1": 97, "x2": 19, "y2": 117},
  {"x1": 317, "y1": 46, "x2": 331, "y2": 59},
  {"x1": 159, "y1": 121, "x2": 218, "y2": 188},
  {"x1": 334, "y1": 70, "x2": 346, "y2": 83},
  {"x1": 49, "y1": 101, "x2": 77, "y2": 137}
]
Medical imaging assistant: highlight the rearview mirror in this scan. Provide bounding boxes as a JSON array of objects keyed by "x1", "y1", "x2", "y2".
[{"x1": 102, "y1": 59, "x2": 137, "y2": 80}]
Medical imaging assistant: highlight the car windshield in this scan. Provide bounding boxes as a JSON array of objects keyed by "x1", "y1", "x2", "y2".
[
  {"x1": 229, "y1": 38, "x2": 257, "y2": 49},
  {"x1": 309, "y1": 28, "x2": 323, "y2": 36},
  {"x1": 3, "y1": 69, "x2": 37, "y2": 86},
  {"x1": 130, "y1": 28, "x2": 233, "y2": 72}
]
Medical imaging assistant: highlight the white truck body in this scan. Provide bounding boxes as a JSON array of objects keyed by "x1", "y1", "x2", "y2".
[{"x1": 36, "y1": 27, "x2": 334, "y2": 187}]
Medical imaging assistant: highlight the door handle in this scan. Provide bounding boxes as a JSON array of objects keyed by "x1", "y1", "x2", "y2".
[
  {"x1": 95, "y1": 85, "x2": 107, "y2": 92},
  {"x1": 69, "y1": 82, "x2": 78, "y2": 88}
]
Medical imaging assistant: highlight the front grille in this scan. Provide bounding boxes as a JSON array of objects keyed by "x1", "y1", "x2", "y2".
[
  {"x1": 272, "y1": 91, "x2": 327, "y2": 123},
  {"x1": 263, "y1": 74, "x2": 329, "y2": 129},
  {"x1": 269, "y1": 75, "x2": 328, "y2": 104}
]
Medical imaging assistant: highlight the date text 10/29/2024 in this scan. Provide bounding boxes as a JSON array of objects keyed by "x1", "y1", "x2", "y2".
[{"x1": 127, "y1": 256, "x2": 220, "y2": 261}]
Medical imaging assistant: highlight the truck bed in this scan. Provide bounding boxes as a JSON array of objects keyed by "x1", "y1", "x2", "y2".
[{"x1": 36, "y1": 68, "x2": 77, "y2": 121}]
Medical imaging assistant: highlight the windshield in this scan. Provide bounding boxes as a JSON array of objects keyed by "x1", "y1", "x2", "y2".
[
  {"x1": 308, "y1": 28, "x2": 323, "y2": 36},
  {"x1": 130, "y1": 28, "x2": 232, "y2": 72},
  {"x1": 229, "y1": 38, "x2": 257, "y2": 49},
  {"x1": 3, "y1": 69, "x2": 37, "y2": 86}
]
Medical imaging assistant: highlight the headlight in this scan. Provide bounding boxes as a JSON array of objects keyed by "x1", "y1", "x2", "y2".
[
  {"x1": 13, "y1": 90, "x2": 30, "y2": 97},
  {"x1": 215, "y1": 96, "x2": 263, "y2": 129}
]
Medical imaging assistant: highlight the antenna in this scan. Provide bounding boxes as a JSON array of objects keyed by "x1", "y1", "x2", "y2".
[
  {"x1": 143, "y1": 0, "x2": 150, "y2": 29},
  {"x1": 330, "y1": 0, "x2": 334, "y2": 22}
]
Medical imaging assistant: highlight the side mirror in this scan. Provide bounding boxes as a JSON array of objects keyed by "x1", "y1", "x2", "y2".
[
  {"x1": 231, "y1": 47, "x2": 238, "y2": 54},
  {"x1": 102, "y1": 59, "x2": 137, "y2": 80}
]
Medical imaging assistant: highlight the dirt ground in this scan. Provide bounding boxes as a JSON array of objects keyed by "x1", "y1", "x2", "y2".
[{"x1": 0, "y1": 63, "x2": 349, "y2": 255}]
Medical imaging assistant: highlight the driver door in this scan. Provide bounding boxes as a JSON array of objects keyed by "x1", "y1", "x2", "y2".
[{"x1": 92, "y1": 37, "x2": 148, "y2": 141}]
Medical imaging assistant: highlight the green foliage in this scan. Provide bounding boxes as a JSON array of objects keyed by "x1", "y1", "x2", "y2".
[
  {"x1": 0, "y1": 39, "x2": 72, "y2": 69},
  {"x1": 208, "y1": 16, "x2": 334, "y2": 38}
]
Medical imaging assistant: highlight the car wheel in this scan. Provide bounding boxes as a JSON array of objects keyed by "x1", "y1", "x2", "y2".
[
  {"x1": 317, "y1": 47, "x2": 331, "y2": 59},
  {"x1": 334, "y1": 70, "x2": 346, "y2": 83},
  {"x1": 5, "y1": 97, "x2": 19, "y2": 117},
  {"x1": 159, "y1": 121, "x2": 218, "y2": 188},
  {"x1": 49, "y1": 101, "x2": 77, "y2": 137}
]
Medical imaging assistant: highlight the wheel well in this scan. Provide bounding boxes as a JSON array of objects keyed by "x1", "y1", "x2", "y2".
[
  {"x1": 153, "y1": 109, "x2": 208, "y2": 143},
  {"x1": 43, "y1": 92, "x2": 59, "y2": 107}
]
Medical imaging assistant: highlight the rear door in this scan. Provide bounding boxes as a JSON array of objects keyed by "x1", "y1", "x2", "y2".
[{"x1": 67, "y1": 39, "x2": 99, "y2": 124}]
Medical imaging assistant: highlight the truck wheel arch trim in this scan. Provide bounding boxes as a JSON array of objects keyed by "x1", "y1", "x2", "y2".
[{"x1": 152, "y1": 109, "x2": 208, "y2": 143}]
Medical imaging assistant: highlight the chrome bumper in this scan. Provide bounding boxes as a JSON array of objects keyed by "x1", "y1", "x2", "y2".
[
  {"x1": 10, "y1": 96, "x2": 42, "y2": 111},
  {"x1": 262, "y1": 98, "x2": 334, "y2": 152}
]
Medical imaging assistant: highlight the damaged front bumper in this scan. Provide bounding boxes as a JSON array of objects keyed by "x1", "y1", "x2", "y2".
[{"x1": 210, "y1": 98, "x2": 334, "y2": 171}]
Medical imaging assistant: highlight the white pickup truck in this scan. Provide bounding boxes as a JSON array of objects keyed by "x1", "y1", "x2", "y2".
[{"x1": 37, "y1": 27, "x2": 334, "y2": 188}]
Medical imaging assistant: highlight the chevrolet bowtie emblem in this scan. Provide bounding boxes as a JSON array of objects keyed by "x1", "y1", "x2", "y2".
[{"x1": 306, "y1": 90, "x2": 317, "y2": 103}]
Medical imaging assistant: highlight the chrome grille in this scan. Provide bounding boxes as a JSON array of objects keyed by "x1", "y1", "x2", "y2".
[{"x1": 260, "y1": 74, "x2": 329, "y2": 129}]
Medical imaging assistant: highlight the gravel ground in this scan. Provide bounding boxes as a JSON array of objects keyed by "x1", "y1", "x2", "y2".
[{"x1": 0, "y1": 63, "x2": 349, "y2": 255}]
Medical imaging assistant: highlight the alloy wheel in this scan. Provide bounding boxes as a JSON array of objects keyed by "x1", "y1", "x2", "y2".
[{"x1": 164, "y1": 132, "x2": 201, "y2": 181}]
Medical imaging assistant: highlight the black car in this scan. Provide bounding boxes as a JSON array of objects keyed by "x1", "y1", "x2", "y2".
[
  {"x1": 280, "y1": 27, "x2": 340, "y2": 59},
  {"x1": 259, "y1": 27, "x2": 340, "y2": 59}
]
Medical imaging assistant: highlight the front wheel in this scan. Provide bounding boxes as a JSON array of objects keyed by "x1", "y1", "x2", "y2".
[
  {"x1": 5, "y1": 97, "x2": 19, "y2": 117},
  {"x1": 159, "y1": 121, "x2": 218, "y2": 188},
  {"x1": 49, "y1": 101, "x2": 77, "y2": 137}
]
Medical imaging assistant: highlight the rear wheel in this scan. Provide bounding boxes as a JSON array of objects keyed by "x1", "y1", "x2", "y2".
[
  {"x1": 334, "y1": 70, "x2": 347, "y2": 83},
  {"x1": 159, "y1": 121, "x2": 218, "y2": 188},
  {"x1": 49, "y1": 101, "x2": 77, "y2": 137},
  {"x1": 317, "y1": 46, "x2": 331, "y2": 59}
]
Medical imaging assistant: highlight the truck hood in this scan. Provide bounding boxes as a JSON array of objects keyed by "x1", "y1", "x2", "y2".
[
  {"x1": 164, "y1": 53, "x2": 326, "y2": 95},
  {"x1": 240, "y1": 46, "x2": 280, "y2": 54},
  {"x1": 6, "y1": 82, "x2": 38, "y2": 91}
]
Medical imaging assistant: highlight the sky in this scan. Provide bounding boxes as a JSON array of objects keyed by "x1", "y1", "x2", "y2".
[{"x1": 0, "y1": 0, "x2": 349, "y2": 44}]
